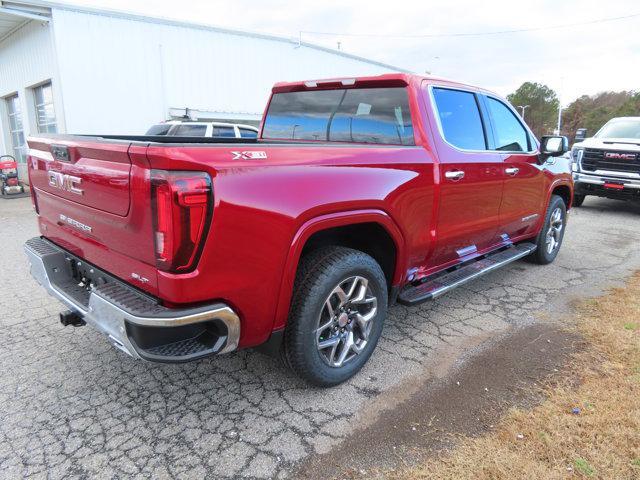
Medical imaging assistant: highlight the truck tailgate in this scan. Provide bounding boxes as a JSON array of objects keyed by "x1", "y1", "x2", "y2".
[
  {"x1": 28, "y1": 136, "x2": 158, "y2": 294},
  {"x1": 28, "y1": 137, "x2": 131, "y2": 216}
]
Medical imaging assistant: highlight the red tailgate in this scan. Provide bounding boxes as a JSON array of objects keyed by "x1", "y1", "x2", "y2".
[
  {"x1": 27, "y1": 136, "x2": 159, "y2": 296},
  {"x1": 28, "y1": 137, "x2": 131, "y2": 216}
]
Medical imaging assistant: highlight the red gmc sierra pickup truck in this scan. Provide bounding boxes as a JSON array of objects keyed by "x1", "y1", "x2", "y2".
[{"x1": 24, "y1": 73, "x2": 573, "y2": 386}]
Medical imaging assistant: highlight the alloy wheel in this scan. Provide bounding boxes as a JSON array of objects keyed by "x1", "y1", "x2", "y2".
[
  {"x1": 315, "y1": 276, "x2": 378, "y2": 368},
  {"x1": 545, "y1": 207, "x2": 564, "y2": 254}
]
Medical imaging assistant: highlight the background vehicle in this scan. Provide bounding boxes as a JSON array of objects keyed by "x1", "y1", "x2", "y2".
[
  {"x1": 571, "y1": 117, "x2": 640, "y2": 206},
  {"x1": 24, "y1": 73, "x2": 571, "y2": 386},
  {"x1": 145, "y1": 121, "x2": 259, "y2": 138},
  {"x1": 0, "y1": 155, "x2": 25, "y2": 195},
  {"x1": 574, "y1": 128, "x2": 587, "y2": 143}
]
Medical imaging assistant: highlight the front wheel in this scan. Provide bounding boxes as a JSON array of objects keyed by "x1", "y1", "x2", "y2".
[
  {"x1": 528, "y1": 194, "x2": 567, "y2": 265},
  {"x1": 282, "y1": 246, "x2": 388, "y2": 387},
  {"x1": 572, "y1": 194, "x2": 585, "y2": 207}
]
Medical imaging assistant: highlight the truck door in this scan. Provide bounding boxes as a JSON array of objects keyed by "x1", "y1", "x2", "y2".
[
  {"x1": 482, "y1": 95, "x2": 545, "y2": 240},
  {"x1": 425, "y1": 85, "x2": 505, "y2": 267}
]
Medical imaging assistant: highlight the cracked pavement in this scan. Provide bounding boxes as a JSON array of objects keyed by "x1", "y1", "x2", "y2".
[{"x1": 1, "y1": 196, "x2": 640, "y2": 479}]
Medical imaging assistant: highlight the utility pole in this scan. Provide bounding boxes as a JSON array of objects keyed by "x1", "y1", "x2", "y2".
[
  {"x1": 517, "y1": 105, "x2": 530, "y2": 120},
  {"x1": 556, "y1": 77, "x2": 564, "y2": 135}
]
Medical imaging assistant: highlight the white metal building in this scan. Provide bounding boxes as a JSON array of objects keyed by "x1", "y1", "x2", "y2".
[{"x1": 0, "y1": 0, "x2": 404, "y2": 180}]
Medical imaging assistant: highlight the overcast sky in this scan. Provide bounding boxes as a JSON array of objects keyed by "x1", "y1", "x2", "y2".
[{"x1": 66, "y1": 0, "x2": 639, "y2": 104}]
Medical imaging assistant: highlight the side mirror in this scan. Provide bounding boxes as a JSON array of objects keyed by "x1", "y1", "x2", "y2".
[
  {"x1": 575, "y1": 128, "x2": 587, "y2": 142},
  {"x1": 539, "y1": 135, "x2": 569, "y2": 164}
]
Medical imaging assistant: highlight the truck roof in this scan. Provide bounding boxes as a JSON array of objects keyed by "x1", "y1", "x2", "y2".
[{"x1": 271, "y1": 72, "x2": 495, "y2": 96}]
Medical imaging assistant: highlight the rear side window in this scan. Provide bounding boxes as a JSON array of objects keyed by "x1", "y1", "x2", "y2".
[
  {"x1": 239, "y1": 128, "x2": 258, "y2": 138},
  {"x1": 262, "y1": 87, "x2": 414, "y2": 145},
  {"x1": 212, "y1": 126, "x2": 236, "y2": 138},
  {"x1": 432, "y1": 88, "x2": 486, "y2": 150},
  {"x1": 486, "y1": 97, "x2": 530, "y2": 152},
  {"x1": 172, "y1": 124, "x2": 207, "y2": 136},
  {"x1": 146, "y1": 124, "x2": 172, "y2": 135}
]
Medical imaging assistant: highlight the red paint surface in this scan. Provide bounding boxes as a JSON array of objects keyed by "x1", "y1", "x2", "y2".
[{"x1": 26, "y1": 74, "x2": 573, "y2": 348}]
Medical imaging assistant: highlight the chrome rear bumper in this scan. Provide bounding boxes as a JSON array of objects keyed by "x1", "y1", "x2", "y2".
[{"x1": 24, "y1": 237, "x2": 240, "y2": 362}]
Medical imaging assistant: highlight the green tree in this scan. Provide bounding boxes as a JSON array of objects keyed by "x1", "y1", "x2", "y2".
[
  {"x1": 562, "y1": 91, "x2": 640, "y2": 141},
  {"x1": 507, "y1": 82, "x2": 559, "y2": 139}
]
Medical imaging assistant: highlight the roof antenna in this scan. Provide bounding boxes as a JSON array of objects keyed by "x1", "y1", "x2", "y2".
[{"x1": 295, "y1": 31, "x2": 302, "y2": 49}]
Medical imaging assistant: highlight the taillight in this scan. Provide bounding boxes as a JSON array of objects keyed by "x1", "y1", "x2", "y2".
[{"x1": 151, "y1": 170, "x2": 212, "y2": 273}]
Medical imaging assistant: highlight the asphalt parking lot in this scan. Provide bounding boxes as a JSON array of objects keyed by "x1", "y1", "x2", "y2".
[{"x1": 1, "y1": 196, "x2": 640, "y2": 479}]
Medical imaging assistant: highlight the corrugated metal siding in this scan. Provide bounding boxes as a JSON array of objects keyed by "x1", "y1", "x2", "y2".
[
  {"x1": 0, "y1": 20, "x2": 57, "y2": 180},
  {"x1": 0, "y1": 20, "x2": 54, "y2": 96},
  {"x1": 50, "y1": 9, "x2": 395, "y2": 135}
]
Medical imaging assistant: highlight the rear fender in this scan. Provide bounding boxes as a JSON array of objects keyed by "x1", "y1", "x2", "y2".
[{"x1": 272, "y1": 209, "x2": 405, "y2": 330}]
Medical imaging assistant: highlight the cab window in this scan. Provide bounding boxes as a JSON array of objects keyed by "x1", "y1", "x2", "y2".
[
  {"x1": 432, "y1": 87, "x2": 487, "y2": 150},
  {"x1": 486, "y1": 97, "x2": 530, "y2": 152},
  {"x1": 262, "y1": 87, "x2": 414, "y2": 145}
]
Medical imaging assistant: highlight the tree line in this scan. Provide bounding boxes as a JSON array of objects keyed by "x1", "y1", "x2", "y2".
[{"x1": 506, "y1": 82, "x2": 640, "y2": 142}]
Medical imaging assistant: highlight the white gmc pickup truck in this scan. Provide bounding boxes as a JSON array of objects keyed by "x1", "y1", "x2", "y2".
[{"x1": 571, "y1": 117, "x2": 640, "y2": 206}]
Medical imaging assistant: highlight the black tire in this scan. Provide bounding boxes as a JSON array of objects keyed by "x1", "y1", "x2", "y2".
[
  {"x1": 572, "y1": 194, "x2": 585, "y2": 207},
  {"x1": 282, "y1": 246, "x2": 388, "y2": 387},
  {"x1": 528, "y1": 194, "x2": 567, "y2": 265}
]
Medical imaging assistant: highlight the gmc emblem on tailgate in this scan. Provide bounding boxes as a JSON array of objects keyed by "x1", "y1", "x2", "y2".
[
  {"x1": 604, "y1": 152, "x2": 636, "y2": 160},
  {"x1": 48, "y1": 171, "x2": 83, "y2": 195}
]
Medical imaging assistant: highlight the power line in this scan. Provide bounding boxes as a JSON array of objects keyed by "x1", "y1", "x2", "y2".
[{"x1": 300, "y1": 12, "x2": 640, "y2": 39}]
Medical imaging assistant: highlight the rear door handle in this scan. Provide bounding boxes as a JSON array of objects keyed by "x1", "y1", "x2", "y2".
[
  {"x1": 445, "y1": 170, "x2": 465, "y2": 181},
  {"x1": 505, "y1": 167, "x2": 520, "y2": 176}
]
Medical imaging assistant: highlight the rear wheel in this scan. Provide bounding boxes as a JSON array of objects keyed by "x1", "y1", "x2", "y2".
[
  {"x1": 283, "y1": 246, "x2": 387, "y2": 387},
  {"x1": 572, "y1": 194, "x2": 585, "y2": 207},
  {"x1": 528, "y1": 194, "x2": 567, "y2": 265}
]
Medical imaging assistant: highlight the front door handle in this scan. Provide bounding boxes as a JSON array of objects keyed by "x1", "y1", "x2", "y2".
[
  {"x1": 505, "y1": 167, "x2": 520, "y2": 176},
  {"x1": 445, "y1": 170, "x2": 465, "y2": 181}
]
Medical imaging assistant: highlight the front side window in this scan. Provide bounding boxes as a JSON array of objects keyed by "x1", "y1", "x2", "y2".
[
  {"x1": 33, "y1": 82, "x2": 57, "y2": 133},
  {"x1": 432, "y1": 88, "x2": 486, "y2": 150},
  {"x1": 262, "y1": 87, "x2": 414, "y2": 145},
  {"x1": 486, "y1": 97, "x2": 530, "y2": 152},
  {"x1": 6, "y1": 94, "x2": 26, "y2": 162}
]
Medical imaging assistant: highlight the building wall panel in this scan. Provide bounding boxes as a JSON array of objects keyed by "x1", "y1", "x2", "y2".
[
  {"x1": 50, "y1": 9, "x2": 395, "y2": 135},
  {"x1": 0, "y1": 19, "x2": 58, "y2": 179}
]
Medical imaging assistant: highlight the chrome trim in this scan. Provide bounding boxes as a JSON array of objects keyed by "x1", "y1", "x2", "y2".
[
  {"x1": 592, "y1": 169, "x2": 639, "y2": 179},
  {"x1": 445, "y1": 170, "x2": 465, "y2": 180},
  {"x1": 573, "y1": 172, "x2": 640, "y2": 189},
  {"x1": 505, "y1": 167, "x2": 520, "y2": 175},
  {"x1": 576, "y1": 150, "x2": 640, "y2": 179},
  {"x1": 456, "y1": 245, "x2": 477, "y2": 257},
  {"x1": 24, "y1": 241, "x2": 241, "y2": 358}
]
